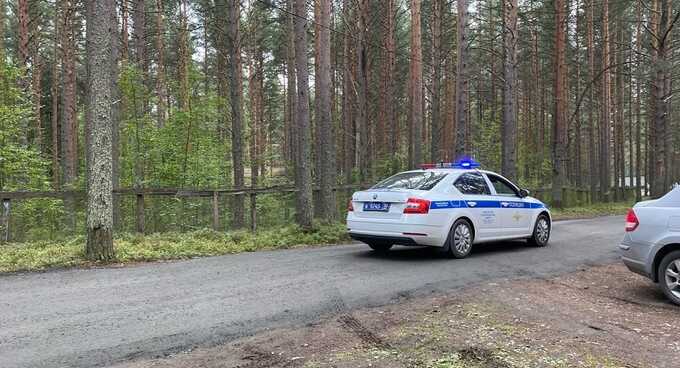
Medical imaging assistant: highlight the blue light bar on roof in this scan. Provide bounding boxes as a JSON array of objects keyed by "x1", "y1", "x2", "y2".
[
  {"x1": 419, "y1": 157, "x2": 481, "y2": 170},
  {"x1": 453, "y1": 156, "x2": 481, "y2": 169}
]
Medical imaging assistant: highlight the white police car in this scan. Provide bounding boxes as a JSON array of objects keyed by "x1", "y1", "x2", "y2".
[{"x1": 347, "y1": 159, "x2": 551, "y2": 258}]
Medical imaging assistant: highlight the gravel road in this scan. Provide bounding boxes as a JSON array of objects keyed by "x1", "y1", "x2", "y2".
[{"x1": 0, "y1": 216, "x2": 624, "y2": 368}]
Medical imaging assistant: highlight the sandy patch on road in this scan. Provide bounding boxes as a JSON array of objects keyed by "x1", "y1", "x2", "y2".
[{"x1": 115, "y1": 264, "x2": 680, "y2": 368}]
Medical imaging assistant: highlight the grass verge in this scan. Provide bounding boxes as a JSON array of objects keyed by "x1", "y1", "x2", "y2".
[
  {"x1": 550, "y1": 201, "x2": 632, "y2": 221},
  {"x1": 0, "y1": 202, "x2": 630, "y2": 274},
  {"x1": 0, "y1": 223, "x2": 349, "y2": 273}
]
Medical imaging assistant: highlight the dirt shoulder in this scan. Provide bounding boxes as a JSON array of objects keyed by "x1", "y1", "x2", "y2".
[{"x1": 115, "y1": 263, "x2": 679, "y2": 368}]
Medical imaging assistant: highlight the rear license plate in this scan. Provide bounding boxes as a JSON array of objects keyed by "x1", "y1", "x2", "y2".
[{"x1": 363, "y1": 202, "x2": 390, "y2": 212}]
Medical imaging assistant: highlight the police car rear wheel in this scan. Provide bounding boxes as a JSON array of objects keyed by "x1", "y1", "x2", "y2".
[
  {"x1": 368, "y1": 243, "x2": 393, "y2": 253},
  {"x1": 528, "y1": 214, "x2": 550, "y2": 247},
  {"x1": 446, "y1": 219, "x2": 474, "y2": 259}
]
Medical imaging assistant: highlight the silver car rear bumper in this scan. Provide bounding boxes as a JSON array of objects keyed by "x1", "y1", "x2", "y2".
[{"x1": 619, "y1": 242, "x2": 653, "y2": 279}]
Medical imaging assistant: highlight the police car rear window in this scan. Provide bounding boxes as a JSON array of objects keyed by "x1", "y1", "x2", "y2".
[
  {"x1": 371, "y1": 172, "x2": 448, "y2": 191},
  {"x1": 454, "y1": 173, "x2": 491, "y2": 195}
]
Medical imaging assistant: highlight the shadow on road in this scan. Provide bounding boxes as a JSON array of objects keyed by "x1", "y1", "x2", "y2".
[{"x1": 352, "y1": 240, "x2": 530, "y2": 262}]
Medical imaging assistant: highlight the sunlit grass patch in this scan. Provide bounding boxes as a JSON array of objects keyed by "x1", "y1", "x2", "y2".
[
  {"x1": 551, "y1": 201, "x2": 632, "y2": 221},
  {"x1": 0, "y1": 222, "x2": 350, "y2": 273}
]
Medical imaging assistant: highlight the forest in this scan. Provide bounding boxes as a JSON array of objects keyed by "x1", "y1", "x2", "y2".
[{"x1": 0, "y1": 0, "x2": 679, "y2": 259}]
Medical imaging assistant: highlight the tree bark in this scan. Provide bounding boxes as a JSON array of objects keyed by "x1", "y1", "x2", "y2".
[
  {"x1": 121, "y1": 0, "x2": 129, "y2": 61},
  {"x1": 430, "y1": 0, "x2": 442, "y2": 162},
  {"x1": 455, "y1": 0, "x2": 469, "y2": 157},
  {"x1": 226, "y1": 0, "x2": 245, "y2": 228},
  {"x1": 85, "y1": 0, "x2": 115, "y2": 261},
  {"x1": 501, "y1": 0, "x2": 518, "y2": 181},
  {"x1": 315, "y1": 0, "x2": 336, "y2": 222},
  {"x1": 409, "y1": 0, "x2": 423, "y2": 168},
  {"x1": 635, "y1": 0, "x2": 643, "y2": 201},
  {"x1": 378, "y1": 0, "x2": 396, "y2": 159},
  {"x1": 356, "y1": 0, "x2": 369, "y2": 181},
  {"x1": 587, "y1": 0, "x2": 597, "y2": 202},
  {"x1": 552, "y1": 0, "x2": 568, "y2": 207},
  {"x1": 61, "y1": 0, "x2": 78, "y2": 195},
  {"x1": 51, "y1": 2, "x2": 60, "y2": 190},
  {"x1": 178, "y1": 0, "x2": 190, "y2": 112},
  {"x1": 285, "y1": 0, "x2": 297, "y2": 167},
  {"x1": 293, "y1": 0, "x2": 314, "y2": 228},
  {"x1": 341, "y1": 0, "x2": 353, "y2": 184},
  {"x1": 600, "y1": 0, "x2": 612, "y2": 200},
  {"x1": 155, "y1": 0, "x2": 168, "y2": 127},
  {"x1": 132, "y1": 0, "x2": 148, "y2": 112},
  {"x1": 18, "y1": 0, "x2": 29, "y2": 68}
]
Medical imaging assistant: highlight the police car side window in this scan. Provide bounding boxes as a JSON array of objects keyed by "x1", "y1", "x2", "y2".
[
  {"x1": 487, "y1": 174, "x2": 519, "y2": 197},
  {"x1": 454, "y1": 173, "x2": 491, "y2": 195}
]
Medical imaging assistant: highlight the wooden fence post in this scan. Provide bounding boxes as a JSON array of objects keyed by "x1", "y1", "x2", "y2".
[
  {"x1": 250, "y1": 192, "x2": 257, "y2": 232},
  {"x1": 212, "y1": 191, "x2": 220, "y2": 231},
  {"x1": 1, "y1": 198, "x2": 10, "y2": 243},
  {"x1": 136, "y1": 193, "x2": 145, "y2": 234}
]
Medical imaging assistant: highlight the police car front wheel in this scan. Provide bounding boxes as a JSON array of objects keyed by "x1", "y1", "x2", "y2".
[
  {"x1": 528, "y1": 214, "x2": 551, "y2": 247},
  {"x1": 445, "y1": 219, "x2": 474, "y2": 259}
]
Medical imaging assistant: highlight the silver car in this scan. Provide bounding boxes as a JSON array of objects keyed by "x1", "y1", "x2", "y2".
[{"x1": 620, "y1": 186, "x2": 680, "y2": 305}]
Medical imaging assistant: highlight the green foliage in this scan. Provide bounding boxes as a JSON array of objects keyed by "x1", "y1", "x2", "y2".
[
  {"x1": 0, "y1": 222, "x2": 350, "y2": 273},
  {"x1": 118, "y1": 64, "x2": 228, "y2": 189},
  {"x1": 0, "y1": 63, "x2": 49, "y2": 191}
]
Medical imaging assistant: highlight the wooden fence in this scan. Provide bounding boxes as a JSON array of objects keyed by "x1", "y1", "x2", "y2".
[{"x1": 0, "y1": 184, "x2": 363, "y2": 242}]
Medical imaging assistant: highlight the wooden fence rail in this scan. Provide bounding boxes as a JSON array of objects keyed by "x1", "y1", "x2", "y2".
[{"x1": 0, "y1": 184, "x2": 364, "y2": 242}]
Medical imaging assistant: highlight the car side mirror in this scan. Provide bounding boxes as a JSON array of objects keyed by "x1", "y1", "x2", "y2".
[{"x1": 519, "y1": 189, "x2": 530, "y2": 198}]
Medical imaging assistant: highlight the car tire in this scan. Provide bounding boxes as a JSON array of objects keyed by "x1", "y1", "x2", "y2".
[
  {"x1": 527, "y1": 213, "x2": 551, "y2": 247},
  {"x1": 657, "y1": 251, "x2": 680, "y2": 306},
  {"x1": 367, "y1": 242, "x2": 393, "y2": 253},
  {"x1": 444, "y1": 219, "x2": 474, "y2": 259}
]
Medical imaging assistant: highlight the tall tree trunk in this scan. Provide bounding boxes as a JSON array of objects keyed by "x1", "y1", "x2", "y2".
[
  {"x1": 85, "y1": 0, "x2": 115, "y2": 261},
  {"x1": 315, "y1": 0, "x2": 336, "y2": 222},
  {"x1": 0, "y1": 0, "x2": 5, "y2": 64},
  {"x1": 615, "y1": 21, "x2": 626, "y2": 199},
  {"x1": 293, "y1": 0, "x2": 314, "y2": 228},
  {"x1": 635, "y1": 0, "x2": 643, "y2": 201},
  {"x1": 501, "y1": 0, "x2": 518, "y2": 181},
  {"x1": 155, "y1": 0, "x2": 168, "y2": 127},
  {"x1": 430, "y1": 0, "x2": 442, "y2": 162},
  {"x1": 600, "y1": 0, "x2": 612, "y2": 200},
  {"x1": 178, "y1": 0, "x2": 190, "y2": 112},
  {"x1": 226, "y1": 0, "x2": 245, "y2": 228},
  {"x1": 455, "y1": 0, "x2": 469, "y2": 157},
  {"x1": 18, "y1": 0, "x2": 29, "y2": 68},
  {"x1": 552, "y1": 0, "x2": 568, "y2": 207},
  {"x1": 51, "y1": 3, "x2": 60, "y2": 189},
  {"x1": 356, "y1": 0, "x2": 369, "y2": 181},
  {"x1": 409, "y1": 0, "x2": 423, "y2": 168},
  {"x1": 121, "y1": 0, "x2": 129, "y2": 61},
  {"x1": 285, "y1": 0, "x2": 296, "y2": 167},
  {"x1": 649, "y1": 0, "x2": 674, "y2": 197},
  {"x1": 61, "y1": 0, "x2": 78, "y2": 194},
  {"x1": 587, "y1": 0, "x2": 597, "y2": 202},
  {"x1": 341, "y1": 0, "x2": 353, "y2": 184},
  {"x1": 132, "y1": 0, "x2": 147, "y2": 111},
  {"x1": 378, "y1": 0, "x2": 396, "y2": 158},
  {"x1": 111, "y1": 0, "x2": 121, "y2": 230}
]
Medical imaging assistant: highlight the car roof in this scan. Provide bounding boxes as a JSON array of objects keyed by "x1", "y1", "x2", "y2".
[{"x1": 401, "y1": 168, "x2": 497, "y2": 176}]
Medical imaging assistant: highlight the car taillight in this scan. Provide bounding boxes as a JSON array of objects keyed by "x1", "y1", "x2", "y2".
[
  {"x1": 404, "y1": 198, "x2": 430, "y2": 214},
  {"x1": 348, "y1": 200, "x2": 354, "y2": 212},
  {"x1": 625, "y1": 209, "x2": 639, "y2": 232}
]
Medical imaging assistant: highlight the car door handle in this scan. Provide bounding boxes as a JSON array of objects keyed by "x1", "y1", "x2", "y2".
[{"x1": 467, "y1": 201, "x2": 477, "y2": 207}]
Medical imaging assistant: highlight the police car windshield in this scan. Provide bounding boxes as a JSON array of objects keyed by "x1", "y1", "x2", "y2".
[{"x1": 371, "y1": 171, "x2": 448, "y2": 191}]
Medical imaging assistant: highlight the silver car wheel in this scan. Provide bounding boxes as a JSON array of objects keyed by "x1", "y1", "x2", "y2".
[
  {"x1": 664, "y1": 259, "x2": 680, "y2": 299},
  {"x1": 453, "y1": 223, "x2": 472, "y2": 254},
  {"x1": 536, "y1": 218, "x2": 550, "y2": 244}
]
